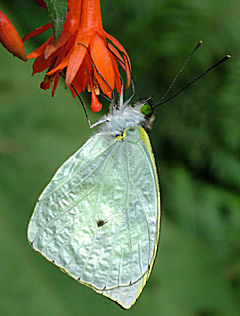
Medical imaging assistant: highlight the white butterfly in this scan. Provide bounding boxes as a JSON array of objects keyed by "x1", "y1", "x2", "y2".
[{"x1": 28, "y1": 94, "x2": 161, "y2": 309}]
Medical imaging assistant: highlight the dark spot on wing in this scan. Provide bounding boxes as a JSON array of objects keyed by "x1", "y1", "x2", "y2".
[{"x1": 97, "y1": 219, "x2": 106, "y2": 227}]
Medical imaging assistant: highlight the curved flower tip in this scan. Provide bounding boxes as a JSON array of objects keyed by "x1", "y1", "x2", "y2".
[
  {"x1": 0, "y1": 10, "x2": 27, "y2": 61},
  {"x1": 91, "y1": 90, "x2": 102, "y2": 113},
  {"x1": 33, "y1": 0, "x2": 47, "y2": 9},
  {"x1": 25, "y1": 0, "x2": 131, "y2": 112},
  {"x1": 40, "y1": 80, "x2": 50, "y2": 90}
]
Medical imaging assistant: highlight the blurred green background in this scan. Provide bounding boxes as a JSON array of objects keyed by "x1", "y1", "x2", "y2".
[{"x1": 1, "y1": 0, "x2": 240, "y2": 315}]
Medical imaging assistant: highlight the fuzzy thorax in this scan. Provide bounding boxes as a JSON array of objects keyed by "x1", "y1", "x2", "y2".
[{"x1": 100, "y1": 103, "x2": 149, "y2": 135}]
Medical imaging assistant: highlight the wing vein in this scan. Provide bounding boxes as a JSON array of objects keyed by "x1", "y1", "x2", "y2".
[
  {"x1": 129, "y1": 177, "x2": 151, "y2": 266},
  {"x1": 79, "y1": 231, "x2": 98, "y2": 281},
  {"x1": 32, "y1": 183, "x2": 100, "y2": 244},
  {"x1": 138, "y1": 241, "x2": 143, "y2": 275},
  {"x1": 134, "y1": 141, "x2": 159, "y2": 264},
  {"x1": 40, "y1": 139, "x2": 117, "y2": 201},
  {"x1": 41, "y1": 220, "x2": 75, "y2": 254},
  {"x1": 32, "y1": 143, "x2": 120, "y2": 245},
  {"x1": 126, "y1": 143, "x2": 133, "y2": 283},
  {"x1": 52, "y1": 213, "x2": 93, "y2": 263},
  {"x1": 103, "y1": 223, "x2": 123, "y2": 289}
]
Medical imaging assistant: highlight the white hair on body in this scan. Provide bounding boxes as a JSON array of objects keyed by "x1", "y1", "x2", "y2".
[{"x1": 100, "y1": 103, "x2": 146, "y2": 135}]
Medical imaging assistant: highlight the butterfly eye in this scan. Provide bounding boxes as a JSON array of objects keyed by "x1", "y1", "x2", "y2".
[{"x1": 141, "y1": 103, "x2": 153, "y2": 116}]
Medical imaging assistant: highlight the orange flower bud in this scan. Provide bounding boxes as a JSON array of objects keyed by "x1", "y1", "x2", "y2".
[
  {"x1": 0, "y1": 10, "x2": 27, "y2": 61},
  {"x1": 40, "y1": 81, "x2": 50, "y2": 90},
  {"x1": 40, "y1": 75, "x2": 53, "y2": 90},
  {"x1": 91, "y1": 90, "x2": 102, "y2": 113}
]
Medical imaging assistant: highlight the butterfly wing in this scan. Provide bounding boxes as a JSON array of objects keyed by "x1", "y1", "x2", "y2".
[
  {"x1": 98, "y1": 127, "x2": 161, "y2": 309},
  {"x1": 28, "y1": 127, "x2": 160, "y2": 309}
]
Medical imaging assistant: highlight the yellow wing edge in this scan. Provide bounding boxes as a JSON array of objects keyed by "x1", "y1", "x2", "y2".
[{"x1": 129, "y1": 127, "x2": 161, "y2": 306}]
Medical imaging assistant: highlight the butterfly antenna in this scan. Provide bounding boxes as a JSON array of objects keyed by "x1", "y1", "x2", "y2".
[
  {"x1": 153, "y1": 54, "x2": 231, "y2": 109},
  {"x1": 160, "y1": 40, "x2": 203, "y2": 101}
]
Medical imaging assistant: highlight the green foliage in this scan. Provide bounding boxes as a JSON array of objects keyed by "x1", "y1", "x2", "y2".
[
  {"x1": 1, "y1": 0, "x2": 240, "y2": 315},
  {"x1": 44, "y1": 0, "x2": 67, "y2": 43}
]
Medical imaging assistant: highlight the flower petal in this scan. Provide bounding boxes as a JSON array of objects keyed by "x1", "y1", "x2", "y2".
[
  {"x1": 123, "y1": 54, "x2": 131, "y2": 89},
  {"x1": 110, "y1": 52, "x2": 121, "y2": 94},
  {"x1": 44, "y1": 0, "x2": 81, "y2": 58},
  {"x1": 102, "y1": 30, "x2": 131, "y2": 69},
  {"x1": 102, "y1": 30, "x2": 131, "y2": 88},
  {"x1": 51, "y1": 73, "x2": 61, "y2": 96},
  {"x1": 0, "y1": 10, "x2": 27, "y2": 61},
  {"x1": 107, "y1": 43, "x2": 125, "y2": 68},
  {"x1": 27, "y1": 37, "x2": 52, "y2": 59},
  {"x1": 46, "y1": 34, "x2": 76, "y2": 75},
  {"x1": 46, "y1": 58, "x2": 68, "y2": 75},
  {"x1": 65, "y1": 32, "x2": 92, "y2": 87},
  {"x1": 107, "y1": 43, "x2": 124, "y2": 92},
  {"x1": 22, "y1": 23, "x2": 52, "y2": 42},
  {"x1": 90, "y1": 34, "x2": 115, "y2": 97},
  {"x1": 45, "y1": 29, "x2": 72, "y2": 59},
  {"x1": 71, "y1": 55, "x2": 91, "y2": 94},
  {"x1": 32, "y1": 54, "x2": 51, "y2": 75},
  {"x1": 70, "y1": 85, "x2": 76, "y2": 98}
]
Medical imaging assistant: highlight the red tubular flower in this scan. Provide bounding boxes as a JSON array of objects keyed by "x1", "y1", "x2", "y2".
[
  {"x1": 0, "y1": 10, "x2": 27, "y2": 61},
  {"x1": 24, "y1": 0, "x2": 131, "y2": 112}
]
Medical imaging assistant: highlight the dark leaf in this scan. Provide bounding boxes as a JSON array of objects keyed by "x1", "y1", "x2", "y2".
[{"x1": 45, "y1": 0, "x2": 67, "y2": 43}]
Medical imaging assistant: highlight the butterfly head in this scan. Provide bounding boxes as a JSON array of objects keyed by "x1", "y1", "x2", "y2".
[{"x1": 140, "y1": 101, "x2": 154, "y2": 117}]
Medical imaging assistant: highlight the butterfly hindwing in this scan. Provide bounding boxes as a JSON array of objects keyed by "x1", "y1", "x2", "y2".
[
  {"x1": 28, "y1": 127, "x2": 160, "y2": 309},
  {"x1": 99, "y1": 127, "x2": 160, "y2": 309}
]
